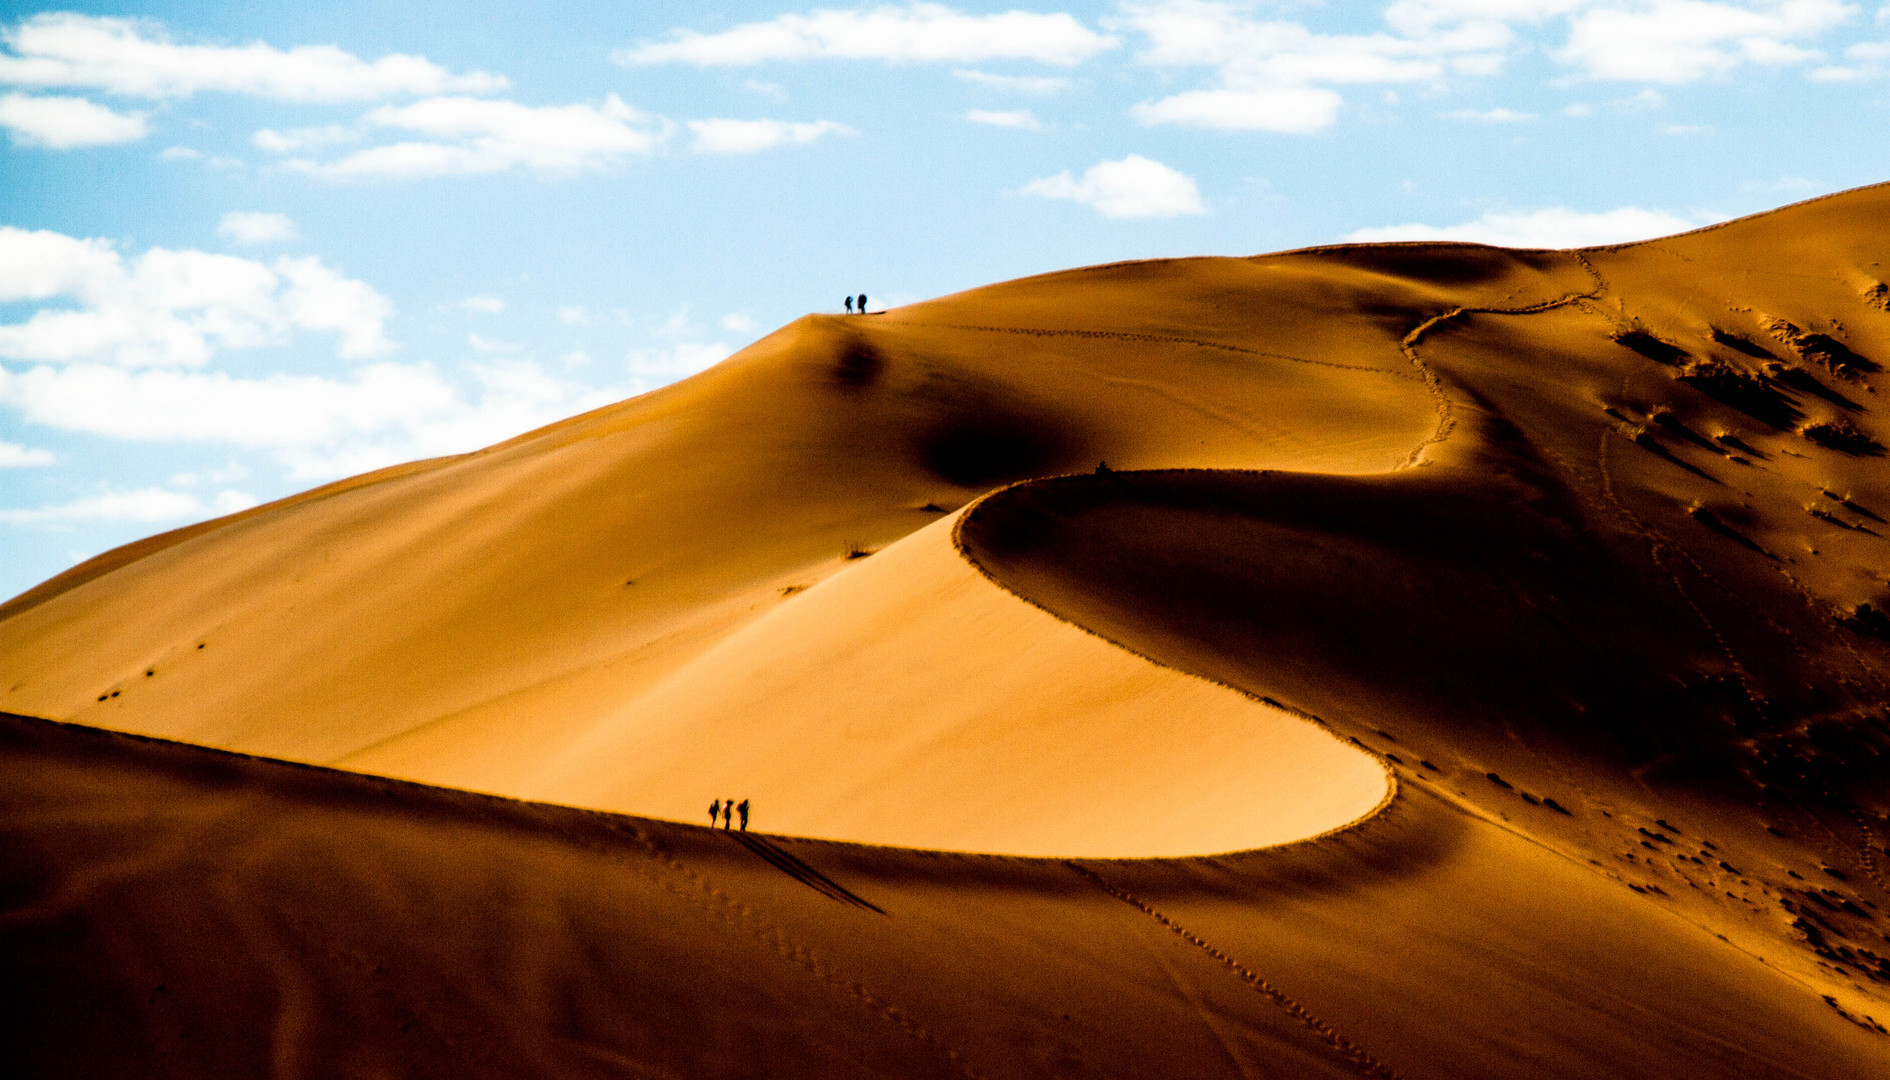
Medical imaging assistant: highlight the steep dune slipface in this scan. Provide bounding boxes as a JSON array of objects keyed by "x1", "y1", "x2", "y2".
[{"x1": 503, "y1": 511, "x2": 1388, "y2": 857}]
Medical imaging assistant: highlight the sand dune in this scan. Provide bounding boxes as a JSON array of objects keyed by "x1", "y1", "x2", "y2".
[{"x1": 7, "y1": 183, "x2": 1890, "y2": 1075}]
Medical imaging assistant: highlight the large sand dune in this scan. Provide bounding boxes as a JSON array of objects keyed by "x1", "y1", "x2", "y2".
[{"x1": 8, "y1": 183, "x2": 1890, "y2": 1075}]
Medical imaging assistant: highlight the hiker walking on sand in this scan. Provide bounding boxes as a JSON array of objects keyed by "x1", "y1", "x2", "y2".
[
  {"x1": 708, "y1": 799, "x2": 720, "y2": 827},
  {"x1": 723, "y1": 800, "x2": 734, "y2": 828},
  {"x1": 737, "y1": 799, "x2": 750, "y2": 831},
  {"x1": 844, "y1": 295, "x2": 853, "y2": 314},
  {"x1": 856, "y1": 293, "x2": 868, "y2": 314}
]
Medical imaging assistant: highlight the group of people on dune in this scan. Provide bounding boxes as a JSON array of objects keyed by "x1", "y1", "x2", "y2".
[
  {"x1": 709, "y1": 798, "x2": 750, "y2": 831},
  {"x1": 843, "y1": 293, "x2": 868, "y2": 314}
]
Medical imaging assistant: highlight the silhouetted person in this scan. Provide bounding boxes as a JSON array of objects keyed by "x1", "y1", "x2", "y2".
[
  {"x1": 845, "y1": 295, "x2": 853, "y2": 314},
  {"x1": 723, "y1": 800, "x2": 733, "y2": 828},
  {"x1": 857, "y1": 293, "x2": 868, "y2": 314},
  {"x1": 709, "y1": 799, "x2": 721, "y2": 827},
  {"x1": 737, "y1": 799, "x2": 750, "y2": 831},
  {"x1": 1095, "y1": 460, "x2": 1112, "y2": 475}
]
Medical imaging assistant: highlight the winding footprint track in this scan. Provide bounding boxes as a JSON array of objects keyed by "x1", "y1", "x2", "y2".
[{"x1": 1067, "y1": 861, "x2": 1404, "y2": 1080}]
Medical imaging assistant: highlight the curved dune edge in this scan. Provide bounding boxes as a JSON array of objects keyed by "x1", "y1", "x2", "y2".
[{"x1": 506, "y1": 508, "x2": 1393, "y2": 859}]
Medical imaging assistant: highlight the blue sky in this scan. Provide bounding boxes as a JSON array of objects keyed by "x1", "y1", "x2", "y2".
[{"x1": 2, "y1": 0, "x2": 1888, "y2": 599}]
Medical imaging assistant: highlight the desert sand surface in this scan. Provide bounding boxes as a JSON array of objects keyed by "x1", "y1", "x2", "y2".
[{"x1": 8, "y1": 183, "x2": 1890, "y2": 1075}]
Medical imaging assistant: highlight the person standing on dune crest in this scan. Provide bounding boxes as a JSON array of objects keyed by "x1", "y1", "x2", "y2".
[
  {"x1": 708, "y1": 799, "x2": 720, "y2": 827},
  {"x1": 857, "y1": 293, "x2": 867, "y2": 314},
  {"x1": 723, "y1": 801, "x2": 733, "y2": 828},
  {"x1": 844, "y1": 296, "x2": 853, "y2": 314},
  {"x1": 737, "y1": 799, "x2": 749, "y2": 831}
]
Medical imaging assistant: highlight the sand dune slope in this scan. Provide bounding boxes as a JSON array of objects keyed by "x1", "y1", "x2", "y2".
[
  {"x1": 8, "y1": 184, "x2": 1890, "y2": 1075},
  {"x1": 0, "y1": 253, "x2": 1441, "y2": 851}
]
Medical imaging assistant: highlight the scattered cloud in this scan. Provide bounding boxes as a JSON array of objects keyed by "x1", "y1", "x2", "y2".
[
  {"x1": 720, "y1": 311, "x2": 757, "y2": 333},
  {"x1": 1023, "y1": 154, "x2": 1206, "y2": 219},
  {"x1": 1556, "y1": 0, "x2": 1853, "y2": 83},
  {"x1": 1562, "y1": 101, "x2": 1594, "y2": 116},
  {"x1": 966, "y1": 108, "x2": 1041, "y2": 128},
  {"x1": 159, "y1": 144, "x2": 198, "y2": 159},
  {"x1": 1810, "y1": 38, "x2": 1890, "y2": 79},
  {"x1": 0, "y1": 485, "x2": 258, "y2": 526},
  {"x1": 0, "y1": 12, "x2": 506, "y2": 101},
  {"x1": 1131, "y1": 85, "x2": 1342, "y2": 133},
  {"x1": 466, "y1": 331, "x2": 518, "y2": 353},
  {"x1": 295, "y1": 94, "x2": 664, "y2": 179},
  {"x1": 0, "y1": 227, "x2": 392, "y2": 366},
  {"x1": 744, "y1": 78, "x2": 789, "y2": 100},
  {"x1": 0, "y1": 358, "x2": 620, "y2": 481},
  {"x1": 251, "y1": 123, "x2": 358, "y2": 152},
  {"x1": 0, "y1": 91, "x2": 145, "y2": 147},
  {"x1": 686, "y1": 117, "x2": 854, "y2": 154},
  {"x1": 557, "y1": 305, "x2": 591, "y2": 325},
  {"x1": 1440, "y1": 106, "x2": 1535, "y2": 121},
  {"x1": 1659, "y1": 121, "x2": 1710, "y2": 134},
  {"x1": 0, "y1": 440, "x2": 54, "y2": 467},
  {"x1": 1115, "y1": 0, "x2": 1513, "y2": 134},
  {"x1": 1347, "y1": 205, "x2": 1718, "y2": 248},
  {"x1": 216, "y1": 210, "x2": 299, "y2": 245},
  {"x1": 455, "y1": 295, "x2": 505, "y2": 314},
  {"x1": 616, "y1": 3, "x2": 1116, "y2": 67},
  {"x1": 954, "y1": 69, "x2": 1071, "y2": 93}
]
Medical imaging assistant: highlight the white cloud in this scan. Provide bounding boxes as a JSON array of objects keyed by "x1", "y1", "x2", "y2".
[
  {"x1": 1114, "y1": 1, "x2": 1513, "y2": 133},
  {"x1": 251, "y1": 123, "x2": 357, "y2": 153},
  {"x1": 0, "y1": 227, "x2": 392, "y2": 366},
  {"x1": 1440, "y1": 105, "x2": 1535, "y2": 120},
  {"x1": 687, "y1": 117, "x2": 854, "y2": 153},
  {"x1": 299, "y1": 94, "x2": 663, "y2": 179},
  {"x1": 616, "y1": 3, "x2": 1116, "y2": 66},
  {"x1": 467, "y1": 332, "x2": 518, "y2": 354},
  {"x1": 744, "y1": 78, "x2": 789, "y2": 100},
  {"x1": 966, "y1": 108, "x2": 1041, "y2": 128},
  {"x1": 954, "y1": 68, "x2": 1071, "y2": 93},
  {"x1": 1810, "y1": 37, "x2": 1890, "y2": 78},
  {"x1": 556, "y1": 305, "x2": 590, "y2": 325},
  {"x1": 0, "y1": 91, "x2": 144, "y2": 147},
  {"x1": 1022, "y1": 154, "x2": 1206, "y2": 218},
  {"x1": 1347, "y1": 205, "x2": 1717, "y2": 247},
  {"x1": 456, "y1": 295, "x2": 505, "y2": 314},
  {"x1": 0, "y1": 358, "x2": 620, "y2": 481},
  {"x1": 1130, "y1": 85, "x2": 1342, "y2": 132},
  {"x1": 1562, "y1": 101, "x2": 1595, "y2": 115},
  {"x1": 720, "y1": 311, "x2": 757, "y2": 332},
  {"x1": 1557, "y1": 0, "x2": 1855, "y2": 82},
  {"x1": 159, "y1": 144, "x2": 199, "y2": 159},
  {"x1": 0, "y1": 485, "x2": 256, "y2": 526},
  {"x1": 0, "y1": 12, "x2": 506, "y2": 101},
  {"x1": 1382, "y1": 0, "x2": 1592, "y2": 36},
  {"x1": 216, "y1": 211, "x2": 299, "y2": 245},
  {"x1": 0, "y1": 440, "x2": 54, "y2": 467}
]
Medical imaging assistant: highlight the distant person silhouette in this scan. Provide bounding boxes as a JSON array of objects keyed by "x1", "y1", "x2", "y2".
[
  {"x1": 845, "y1": 295, "x2": 853, "y2": 314},
  {"x1": 857, "y1": 293, "x2": 868, "y2": 314},
  {"x1": 723, "y1": 800, "x2": 733, "y2": 828},
  {"x1": 709, "y1": 799, "x2": 721, "y2": 827},
  {"x1": 737, "y1": 799, "x2": 750, "y2": 831}
]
